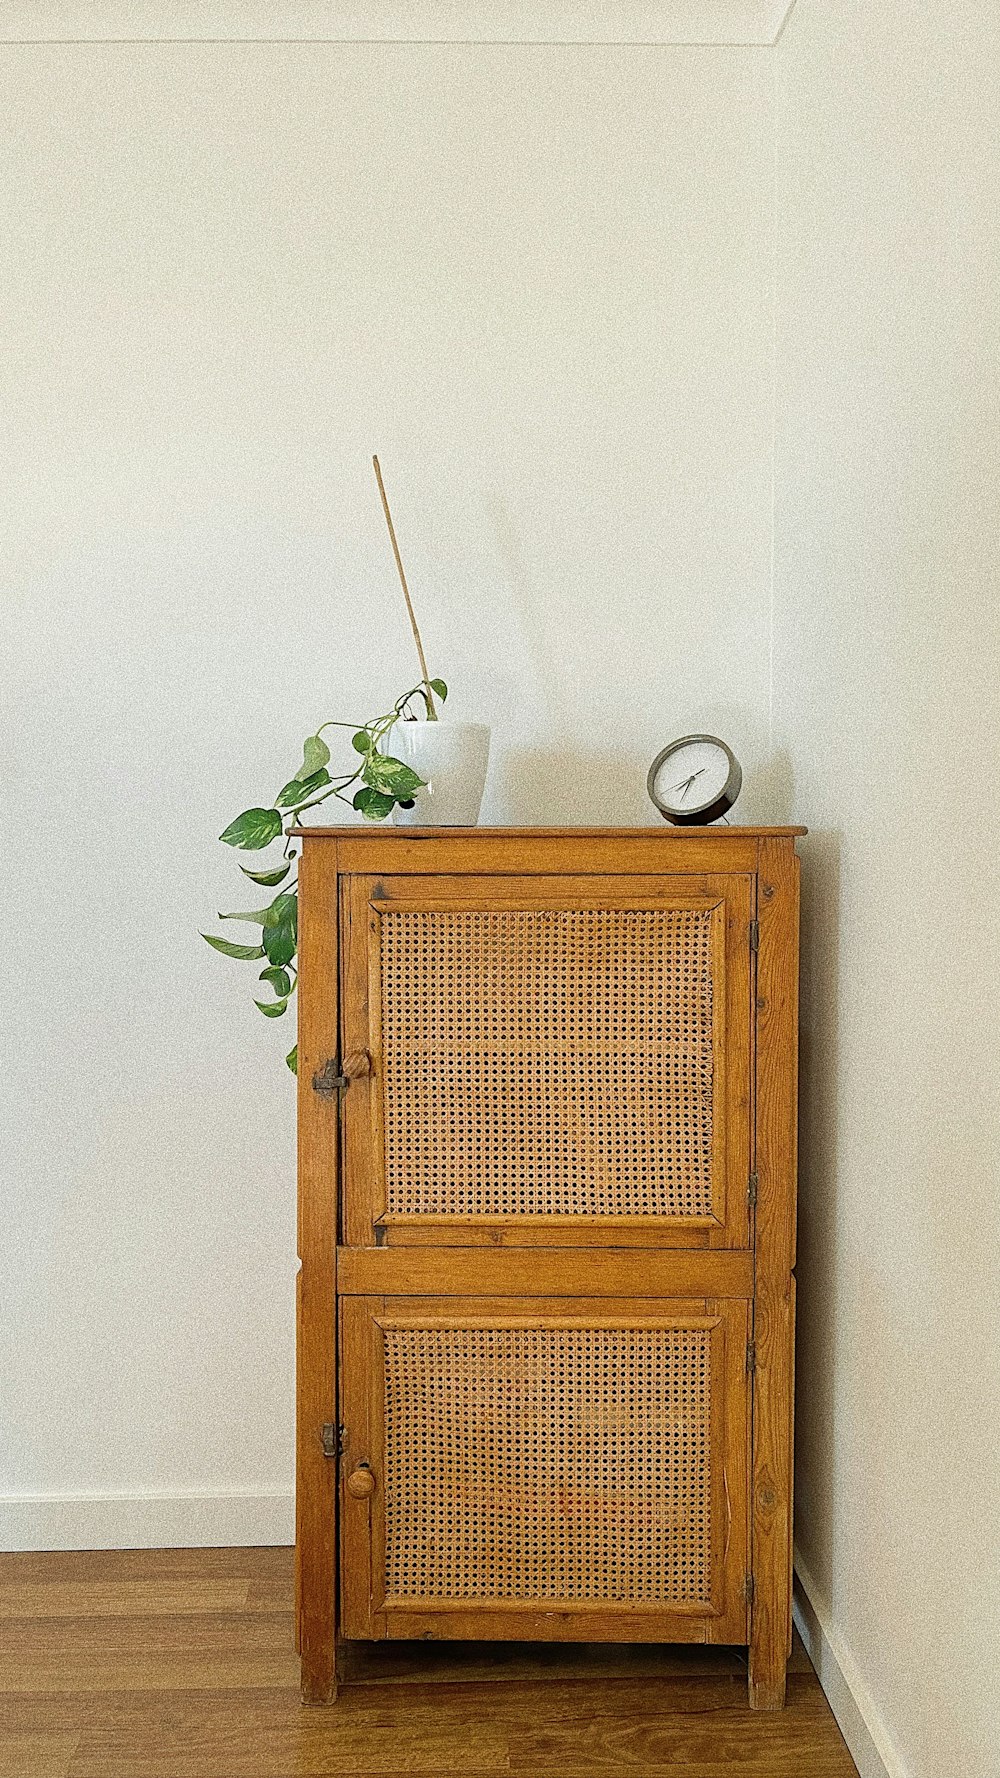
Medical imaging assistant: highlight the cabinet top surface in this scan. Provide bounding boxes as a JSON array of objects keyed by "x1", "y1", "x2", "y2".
[{"x1": 292, "y1": 824, "x2": 806, "y2": 839}]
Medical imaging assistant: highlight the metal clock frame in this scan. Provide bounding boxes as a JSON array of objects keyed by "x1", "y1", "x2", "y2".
[{"x1": 647, "y1": 734, "x2": 743, "y2": 826}]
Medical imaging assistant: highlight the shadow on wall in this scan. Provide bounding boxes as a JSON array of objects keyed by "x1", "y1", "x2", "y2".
[
  {"x1": 746, "y1": 747, "x2": 796, "y2": 826},
  {"x1": 794, "y1": 826, "x2": 842, "y2": 1604},
  {"x1": 493, "y1": 716, "x2": 783, "y2": 829},
  {"x1": 495, "y1": 746, "x2": 656, "y2": 826}
]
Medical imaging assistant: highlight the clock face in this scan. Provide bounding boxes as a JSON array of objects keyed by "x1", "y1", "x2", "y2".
[{"x1": 647, "y1": 735, "x2": 742, "y2": 825}]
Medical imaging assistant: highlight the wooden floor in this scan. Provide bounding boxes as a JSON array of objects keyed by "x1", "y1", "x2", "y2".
[{"x1": 0, "y1": 1548, "x2": 858, "y2": 1778}]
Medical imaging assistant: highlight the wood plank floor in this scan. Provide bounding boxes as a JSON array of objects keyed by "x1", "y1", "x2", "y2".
[{"x1": 0, "y1": 1548, "x2": 858, "y2": 1777}]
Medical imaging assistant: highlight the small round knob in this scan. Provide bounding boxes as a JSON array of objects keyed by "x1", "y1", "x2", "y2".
[
  {"x1": 346, "y1": 1464, "x2": 375, "y2": 1499},
  {"x1": 341, "y1": 1049, "x2": 372, "y2": 1081}
]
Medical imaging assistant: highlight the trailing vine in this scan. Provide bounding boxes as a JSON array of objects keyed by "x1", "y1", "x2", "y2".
[{"x1": 201, "y1": 675, "x2": 446, "y2": 1073}]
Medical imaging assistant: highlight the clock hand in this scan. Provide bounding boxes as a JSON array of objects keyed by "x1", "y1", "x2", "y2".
[{"x1": 667, "y1": 767, "x2": 706, "y2": 795}]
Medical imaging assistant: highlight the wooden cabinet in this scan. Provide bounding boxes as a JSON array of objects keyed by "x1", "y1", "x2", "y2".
[{"x1": 296, "y1": 827, "x2": 802, "y2": 1709}]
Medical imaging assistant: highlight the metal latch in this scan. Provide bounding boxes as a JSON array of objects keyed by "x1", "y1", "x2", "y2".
[
  {"x1": 312, "y1": 1059, "x2": 346, "y2": 1098},
  {"x1": 320, "y1": 1423, "x2": 343, "y2": 1459},
  {"x1": 313, "y1": 1050, "x2": 372, "y2": 1097}
]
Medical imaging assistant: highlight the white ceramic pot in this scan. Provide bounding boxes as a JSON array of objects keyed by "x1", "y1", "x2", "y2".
[{"x1": 388, "y1": 720, "x2": 491, "y2": 826}]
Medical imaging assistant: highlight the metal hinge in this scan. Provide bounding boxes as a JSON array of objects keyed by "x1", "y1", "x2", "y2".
[
  {"x1": 749, "y1": 919, "x2": 760, "y2": 953},
  {"x1": 320, "y1": 1423, "x2": 344, "y2": 1459},
  {"x1": 747, "y1": 1172, "x2": 758, "y2": 1209},
  {"x1": 744, "y1": 1572, "x2": 756, "y2": 1605},
  {"x1": 746, "y1": 1340, "x2": 756, "y2": 1376}
]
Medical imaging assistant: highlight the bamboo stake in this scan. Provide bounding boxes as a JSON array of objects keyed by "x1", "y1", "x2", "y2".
[{"x1": 372, "y1": 455, "x2": 437, "y2": 719}]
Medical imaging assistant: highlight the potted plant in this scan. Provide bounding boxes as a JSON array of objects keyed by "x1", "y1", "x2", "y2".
[{"x1": 201, "y1": 460, "x2": 490, "y2": 1071}]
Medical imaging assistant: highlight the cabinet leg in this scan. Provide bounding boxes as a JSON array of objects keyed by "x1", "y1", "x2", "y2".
[
  {"x1": 748, "y1": 1280, "x2": 794, "y2": 1711},
  {"x1": 301, "y1": 1633, "x2": 341, "y2": 1704},
  {"x1": 748, "y1": 1646, "x2": 787, "y2": 1711},
  {"x1": 301, "y1": 1667, "x2": 337, "y2": 1705},
  {"x1": 301, "y1": 1672, "x2": 337, "y2": 1704}
]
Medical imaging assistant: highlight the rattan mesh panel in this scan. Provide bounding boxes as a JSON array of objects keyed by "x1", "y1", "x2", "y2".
[
  {"x1": 381, "y1": 906, "x2": 715, "y2": 1218},
  {"x1": 383, "y1": 1324, "x2": 712, "y2": 1604}
]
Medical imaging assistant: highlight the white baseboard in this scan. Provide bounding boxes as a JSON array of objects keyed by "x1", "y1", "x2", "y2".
[
  {"x1": 0, "y1": 1491, "x2": 294, "y2": 1552},
  {"x1": 794, "y1": 1553, "x2": 907, "y2": 1778}
]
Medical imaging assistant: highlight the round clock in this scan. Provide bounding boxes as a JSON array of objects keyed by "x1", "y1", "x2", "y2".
[{"x1": 647, "y1": 734, "x2": 742, "y2": 826}]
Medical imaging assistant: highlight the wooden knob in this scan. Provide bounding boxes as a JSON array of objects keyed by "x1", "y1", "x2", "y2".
[
  {"x1": 341, "y1": 1049, "x2": 372, "y2": 1081},
  {"x1": 346, "y1": 1464, "x2": 375, "y2": 1499}
]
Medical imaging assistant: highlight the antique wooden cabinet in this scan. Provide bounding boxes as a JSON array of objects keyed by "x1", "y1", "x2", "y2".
[{"x1": 295, "y1": 826, "x2": 802, "y2": 1709}]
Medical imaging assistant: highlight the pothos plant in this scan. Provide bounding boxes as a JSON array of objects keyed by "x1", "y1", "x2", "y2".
[
  {"x1": 201, "y1": 456, "x2": 446, "y2": 1076},
  {"x1": 201, "y1": 675, "x2": 446, "y2": 1074}
]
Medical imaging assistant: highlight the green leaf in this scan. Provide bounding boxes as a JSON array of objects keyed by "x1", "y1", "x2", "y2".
[
  {"x1": 201, "y1": 933, "x2": 266, "y2": 960},
  {"x1": 353, "y1": 785, "x2": 395, "y2": 821},
  {"x1": 263, "y1": 919, "x2": 296, "y2": 963},
  {"x1": 300, "y1": 733, "x2": 331, "y2": 776},
  {"x1": 362, "y1": 753, "x2": 424, "y2": 797},
  {"x1": 276, "y1": 768, "x2": 330, "y2": 808},
  {"x1": 255, "y1": 996, "x2": 289, "y2": 1018},
  {"x1": 259, "y1": 966, "x2": 291, "y2": 997},
  {"x1": 263, "y1": 892, "x2": 297, "y2": 929},
  {"x1": 263, "y1": 893, "x2": 297, "y2": 967},
  {"x1": 285, "y1": 1044, "x2": 298, "y2": 1075},
  {"x1": 219, "y1": 807, "x2": 283, "y2": 850},
  {"x1": 218, "y1": 906, "x2": 271, "y2": 924},
  {"x1": 429, "y1": 677, "x2": 448, "y2": 701},
  {"x1": 239, "y1": 861, "x2": 291, "y2": 886},
  {"x1": 351, "y1": 730, "x2": 370, "y2": 754}
]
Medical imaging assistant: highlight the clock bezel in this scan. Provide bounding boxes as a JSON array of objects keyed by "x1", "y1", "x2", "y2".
[{"x1": 646, "y1": 734, "x2": 743, "y2": 826}]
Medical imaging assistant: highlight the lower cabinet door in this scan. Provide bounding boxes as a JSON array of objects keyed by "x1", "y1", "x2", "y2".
[{"x1": 339, "y1": 1294, "x2": 750, "y2": 1643}]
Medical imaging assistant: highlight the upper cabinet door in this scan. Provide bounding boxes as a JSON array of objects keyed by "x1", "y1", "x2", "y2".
[{"x1": 341, "y1": 873, "x2": 753, "y2": 1249}]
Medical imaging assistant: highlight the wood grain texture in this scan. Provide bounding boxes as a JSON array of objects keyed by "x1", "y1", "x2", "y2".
[
  {"x1": 0, "y1": 1613, "x2": 298, "y2": 1695},
  {"x1": 337, "y1": 1296, "x2": 382, "y2": 1640},
  {"x1": 337, "y1": 1246, "x2": 755, "y2": 1298},
  {"x1": 0, "y1": 1549, "x2": 856, "y2": 1778},
  {"x1": 297, "y1": 826, "x2": 804, "y2": 1708},
  {"x1": 0, "y1": 1580, "x2": 250, "y2": 1620},
  {"x1": 0, "y1": 1550, "x2": 291, "y2": 1584},
  {"x1": 295, "y1": 838, "x2": 341, "y2": 1702},
  {"x1": 340, "y1": 874, "x2": 379, "y2": 1249},
  {"x1": 379, "y1": 1217, "x2": 716, "y2": 1248},
  {"x1": 749, "y1": 837, "x2": 800, "y2": 1708},
  {"x1": 0, "y1": 1733, "x2": 80, "y2": 1778},
  {"x1": 294, "y1": 830, "x2": 764, "y2": 875}
]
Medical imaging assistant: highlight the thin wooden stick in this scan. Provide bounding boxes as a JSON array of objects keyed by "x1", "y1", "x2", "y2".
[{"x1": 372, "y1": 455, "x2": 436, "y2": 719}]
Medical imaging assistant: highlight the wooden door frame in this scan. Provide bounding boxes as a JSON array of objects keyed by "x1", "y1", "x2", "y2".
[
  {"x1": 338, "y1": 1293, "x2": 750, "y2": 1646},
  {"x1": 748, "y1": 837, "x2": 799, "y2": 1708},
  {"x1": 296, "y1": 837, "x2": 341, "y2": 1703},
  {"x1": 340, "y1": 870, "x2": 754, "y2": 1250}
]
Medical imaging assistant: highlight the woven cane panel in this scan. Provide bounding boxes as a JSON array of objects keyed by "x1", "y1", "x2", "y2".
[
  {"x1": 380, "y1": 906, "x2": 715, "y2": 1218},
  {"x1": 383, "y1": 1324, "x2": 712, "y2": 1604}
]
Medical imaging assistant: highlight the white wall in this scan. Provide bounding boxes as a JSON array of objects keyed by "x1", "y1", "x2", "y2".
[
  {"x1": 6, "y1": 24, "x2": 1000, "y2": 1776},
  {"x1": 0, "y1": 42, "x2": 775, "y2": 1545},
  {"x1": 773, "y1": 4, "x2": 1000, "y2": 1776}
]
